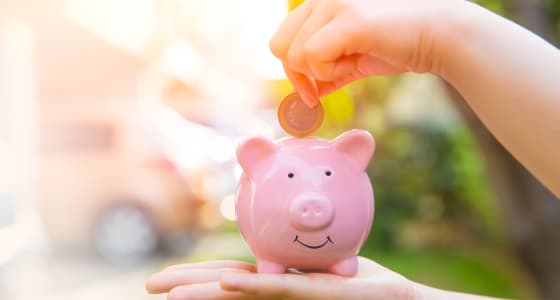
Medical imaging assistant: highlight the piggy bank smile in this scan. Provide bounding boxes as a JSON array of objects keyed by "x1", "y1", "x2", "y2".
[
  {"x1": 235, "y1": 129, "x2": 376, "y2": 277},
  {"x1": 294, "y1": 235, "x2": 334, "y2": 249}
]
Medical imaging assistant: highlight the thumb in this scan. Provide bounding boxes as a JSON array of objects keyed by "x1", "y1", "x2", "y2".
[{"x1": 220, "y1": 273, "x2": 340, "y2": 300}]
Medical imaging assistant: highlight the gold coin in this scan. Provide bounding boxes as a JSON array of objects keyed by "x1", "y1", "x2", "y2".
[{"x1": 278, "y1": 92, "x2": 324, "y2": 138}]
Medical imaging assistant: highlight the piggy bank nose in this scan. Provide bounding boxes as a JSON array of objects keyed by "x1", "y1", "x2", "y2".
[{"x1": 290, "y1": 194, "x2": 334, "y2": 231}]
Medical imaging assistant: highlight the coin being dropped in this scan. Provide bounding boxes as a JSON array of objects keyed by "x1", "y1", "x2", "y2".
[{"x1": 278, "y1": 92, "x2": 324, "y2": 138}]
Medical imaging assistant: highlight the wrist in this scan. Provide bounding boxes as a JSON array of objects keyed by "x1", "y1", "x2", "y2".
[
  {"x1": 411, "y1": 281, "x2": 507, "y2": 300},
  {"x1": 412, "y1": 282, "x2": 453, "y2": 300},
  {"x1": 411, "y1": 282, "x2": 430, "y2": 300},
  {"x1": 431, "y1": 0, "x2": 492, "y2": 79}
]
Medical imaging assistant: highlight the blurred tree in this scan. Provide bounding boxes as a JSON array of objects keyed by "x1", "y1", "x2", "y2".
[
  {"x1": 338, "y1": 77, "x2": 499, "y2": 251},
  {"x1": 445, "y1": 1, "x2": 560, "y2": 299}
]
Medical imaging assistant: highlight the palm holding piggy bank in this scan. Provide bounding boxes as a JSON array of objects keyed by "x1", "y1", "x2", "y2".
[{"x1": 235, "y1": 129, "x2": 375, "y2": 277}]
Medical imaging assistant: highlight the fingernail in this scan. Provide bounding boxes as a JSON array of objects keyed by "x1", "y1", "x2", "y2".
[{"x1": 300, "y1": 92, "x2": 318, "y2": 108}]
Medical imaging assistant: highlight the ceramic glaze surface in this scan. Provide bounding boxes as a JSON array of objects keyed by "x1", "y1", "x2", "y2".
[{"x1": 235, "y1": 129, "x2": 375, "y2": 277}]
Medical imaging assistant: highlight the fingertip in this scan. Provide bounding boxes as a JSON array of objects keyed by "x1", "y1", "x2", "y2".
[
  {"x1": 300, "y1": 78, "x2": 320, "y2": 108},
  {"x1": 167, "y1": 286, "x2": 184, "y2": 300},
  {"x1": 145, "y1": 272, "x2": 164, "y2": 294},
  {"x1": 144, "y1": 280, "x2": 154, "y2": 294},
  {"x1": 269, "y1": 34, "x2": 286, "y2": 59},
  {"x1": 299, "y1": 92, "x2": 319, "y2": 108},
  {"x1": 282, "y1": 66, "x2": 319, "y2": 108},
  {"x1": 220, "y1": 273, "x2": 245, "y2": 291}
]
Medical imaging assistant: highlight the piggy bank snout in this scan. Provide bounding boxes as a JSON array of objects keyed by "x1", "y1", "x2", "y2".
[{"x1": 289, "y1": 194, "x2": 334, "y2": 231}]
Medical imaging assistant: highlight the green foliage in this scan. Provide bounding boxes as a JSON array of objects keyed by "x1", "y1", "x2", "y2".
[
  {"x1": 476, "y1": 0, "x2": 560, "y2": 42},
  {"x1": 544, "y1": 0, "x2": 560, "y2": 41},
  {"x1": 473, "y1": 0, "x2": 507, "y2": 15},
  {"x1": 367, "y1": 249, "x2": 533, "y2": 299},
  {"x1": 447, "y1": 126, "x2": 502, "y2": 238},
  {"x1": 361, "y1": 124, "x2": 499, "y2": 250}
]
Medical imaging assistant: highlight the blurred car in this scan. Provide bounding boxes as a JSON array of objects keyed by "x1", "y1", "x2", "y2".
[
  {"x1": 0, "y1": 143, "x2": 39, "y2": 270},
  {"x1": 37, "y1": 103, "x2": 218, "y2": 265}
]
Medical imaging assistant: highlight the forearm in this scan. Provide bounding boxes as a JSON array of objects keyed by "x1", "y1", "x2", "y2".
[
  {"x1": 414, "y1": 282, "x2": 510, "y2": 300},
  {"x1": 436, "y1": 1, "x2": 560, "y2": 196}
]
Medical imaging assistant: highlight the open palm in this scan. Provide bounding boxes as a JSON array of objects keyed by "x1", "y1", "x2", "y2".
[{"x1": 146, "y1": 256, "x2": 416, "y2": 300}]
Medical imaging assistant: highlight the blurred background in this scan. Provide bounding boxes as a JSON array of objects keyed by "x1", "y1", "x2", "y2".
[{"x1": 1, "y1": 0, "x2": 560, "y2": 299}]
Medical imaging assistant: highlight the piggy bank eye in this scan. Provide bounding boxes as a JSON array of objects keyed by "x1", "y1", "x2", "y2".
[
  {"x1": 325, "y1": 170, "x2": 332, "y2": 176},
  {"x1": 288, "y1": 172, "x2": 295, "y2": 178}
]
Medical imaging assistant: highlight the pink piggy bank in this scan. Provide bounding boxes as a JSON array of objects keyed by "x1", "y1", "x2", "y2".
[{"x1": 235, "y1": 129, "x2": 375, "y2": 277}]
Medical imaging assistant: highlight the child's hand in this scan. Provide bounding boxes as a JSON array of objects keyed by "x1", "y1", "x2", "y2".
[
  {"x1": 270, "y1": 0, "x2": 463, "y2": 106},
  {"x1": 272, "y1": 0, "x2": 560, "y2": 196},
  {"x1": 146, "y1": 257, "x2": 417, "y2": 300}
]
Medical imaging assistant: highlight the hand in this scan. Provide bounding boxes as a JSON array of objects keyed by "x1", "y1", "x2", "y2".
[
  {"x1": 270, "y1": 0, "x2": 465, "y2": 106},
  {"x1": 145, "y1": 257, "x2": 417, "y2": 300}
]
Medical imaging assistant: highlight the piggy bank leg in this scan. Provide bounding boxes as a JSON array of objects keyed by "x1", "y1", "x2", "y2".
[
  {"x1": 256, "y1": 259, "x2": 286, "y2": 274},
  {"x1": 329, "y1": 256, "x2": 358, "y2": 277}
]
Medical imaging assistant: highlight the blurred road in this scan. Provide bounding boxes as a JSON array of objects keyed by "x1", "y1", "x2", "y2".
[
  {"x1": 0, "y1": 232, "x2": 250, "y2": 300},
  {"x1": 1, "y1": 252, "x2": 162, "y2": 300}
]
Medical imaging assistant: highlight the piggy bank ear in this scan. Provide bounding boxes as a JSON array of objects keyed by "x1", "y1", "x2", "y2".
[
  {"x1": 331, "y1": 129, "x2": 375, "y2": 170},
  {"x1": 236, "y1": 137, "x2": 277, "y2": 175}
]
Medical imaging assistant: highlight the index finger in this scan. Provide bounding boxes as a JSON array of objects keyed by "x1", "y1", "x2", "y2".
[
  {"x1": 283, "y1": 64, "x2": 319, "y2": 107},
  {"x1": 146, "y1": 268, "x2": 251, "y2": 294},
  {"x1": 221, "y1": 273, "x2": 342, "y2": 300},
  {"x1": 304, "y1": 17, "x2": 373, "y2": 80},
  {"x1": 163, "y1": 261, "x2": 256, "y2": 272}
]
